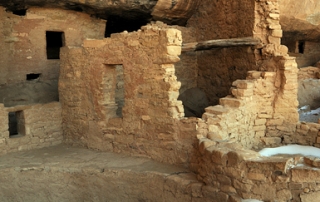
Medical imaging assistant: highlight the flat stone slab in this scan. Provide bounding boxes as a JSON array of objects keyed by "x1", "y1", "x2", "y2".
[{"x1": 0, "y1": 144, "x2": 189, "y2": 174}]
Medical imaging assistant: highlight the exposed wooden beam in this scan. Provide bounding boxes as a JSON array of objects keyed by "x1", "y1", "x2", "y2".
[{"x1": 182, "y1": 37, "x2": 261, "y2": 52}]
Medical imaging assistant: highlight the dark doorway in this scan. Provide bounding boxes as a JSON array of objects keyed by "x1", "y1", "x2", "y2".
[
  {"x1": 8, "y1": 111, "x2": 24, "y2": 137},
  {"x1": 298, "y1": 41, "x2": 305, "y2": 54},
  {"x1": 46, "y1": 31, "x2": 64, "y2": 59}
]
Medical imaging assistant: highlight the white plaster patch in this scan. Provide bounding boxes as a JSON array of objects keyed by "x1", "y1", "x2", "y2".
[{"x1": 259, "y1": 144, "x2": 320, "y2": 158}]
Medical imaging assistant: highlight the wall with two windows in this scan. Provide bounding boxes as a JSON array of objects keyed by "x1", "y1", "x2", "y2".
[
  {"x1": 0, "y1": 7, "x2": 106, "y2": 107},
  {"x1": 0, "y1": 7, "x2": 106, "y2": 153}
]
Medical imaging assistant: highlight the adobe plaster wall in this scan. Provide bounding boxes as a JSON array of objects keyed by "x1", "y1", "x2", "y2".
[{"x1": 186, "y1": 0, "x2": 258, "y2": 106}]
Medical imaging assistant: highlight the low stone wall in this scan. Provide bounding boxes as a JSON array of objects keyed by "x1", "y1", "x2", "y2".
[
  {"x1": 0, "y1": 102, "x2": 63, "y2": 155},
  {"x1": 194, "y1": 138, "x2": 320, "y2": 202}
]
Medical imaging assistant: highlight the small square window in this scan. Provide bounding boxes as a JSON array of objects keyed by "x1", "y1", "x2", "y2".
[{"x1": 26, "y1": 73, "x2": 41, "y2": 81}]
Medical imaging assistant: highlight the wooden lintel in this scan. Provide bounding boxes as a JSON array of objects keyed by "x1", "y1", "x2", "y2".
[{"x1": 182, "y1": 37, "x2": 261, "y2": 52}]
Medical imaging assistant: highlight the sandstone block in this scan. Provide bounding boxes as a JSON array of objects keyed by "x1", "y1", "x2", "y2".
[
  {"x1": 247, "y1": 172, "x2": 266, "y2": 181},
  {"x1": 253, "y1": 125, "x2": 266, "y2": 131},
  {"x1": 255, "y1": 119, "x2": 267, "y2": 126},
  {"x1": 247, "y1": 71, "x2": 262, "y2": 79},
  {"x1": 269, "y1": 13, "x2": 280, "y2": 19},
  {"x1": 272, "y1": 29, "x2": 283, "y2": 37},
  {"x1": 231, "y1": 89, "x2": 253, "y2": 97},
  {"x1": 211, "y1": 148, "x2": 228, "y2": 166},
  {"x1": 268, "y1": 24, "x2": 281, "y2": 30},
  {"x1": 227, "y1": 151, "x2": 244, "y2": 167},
  {"x1": 232, "y1": 80, "x2": 254, "y2": 89},
  {"x1": 205, "y1": 105, "x2": 229, "y2": 115},
  {"x1": 252, "y1": 184, "x2": 277, "y2": 200},
  {"x1": 291, "y1": 167, "x2": 320, "y2": 182},
  {"x1": 276, "y1": 189, "x2": 292, "y2": 201},
  {"x1": 220, "y1": 97, "x2": 242, "y2": 108},
  {"x1": 220, "y1": 185, "x2": 237, "y2": 194},
  {"x1": 300, "y1": 191, "x2": 320, "y2": 202},
  {"x1": 268, "y1": 36, "x2": 280, "y2": 45},
  {"x1": 166, "y1": 46, "x2": 181, "y2": 56},
  {"x1": 233, "y1": 179, "x2": 253, "y2": 193},
  {"x1": 261, "y1": 137, "x2": 281, "y2": 145},
  {"x1": 266, "y1": 119, "x2": 284, "y2": 126}
]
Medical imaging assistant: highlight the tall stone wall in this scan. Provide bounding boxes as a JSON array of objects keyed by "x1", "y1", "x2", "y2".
[
  {"x1": 0, "y1": 7, "x2": 105, "y2": 107},
  {"x1": 60, "y1": 22, "x2": 199, "y2": 165}
]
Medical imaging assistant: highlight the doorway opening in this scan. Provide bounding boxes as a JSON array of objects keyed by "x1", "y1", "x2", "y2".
[
  {"x1": 8, "y1": 111, "x2": 25, "y2": 137},
  {"x1": 46, "y1": 31, "x2": 64, "y2": 59}
]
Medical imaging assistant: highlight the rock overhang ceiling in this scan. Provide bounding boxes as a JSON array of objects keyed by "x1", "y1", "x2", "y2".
[
  {"x1": 279, "y1": 0, "x2": 320, "y2": 41},
  {"x1": 1, "y1": 0, "x2": 200, "y2": 25}
]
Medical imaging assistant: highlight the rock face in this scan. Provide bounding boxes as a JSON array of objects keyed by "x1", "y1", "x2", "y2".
[
  {"x1": 0, "y1": 0, "x2": 200, "y2": 25},
  {"x1": 280, "y1": 1, "x2": 320, "y2": 67},
  {"x1": 280, "y1": 0, "x2": 320, "y2": 41}
]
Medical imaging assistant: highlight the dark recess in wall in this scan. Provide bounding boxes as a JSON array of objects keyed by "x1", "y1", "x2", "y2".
[
  {"x1": 46, "y1": 31, "x2": 64, "y2": 59},
  {"x1": 105, "y1": 15, "x2": 149, "y2": 37}
]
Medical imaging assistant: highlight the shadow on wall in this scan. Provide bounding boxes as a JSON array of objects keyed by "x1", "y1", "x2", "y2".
[
  {"x1": 178, "y1": 87, "x2": 209, "y2": 118},
  {"x1": 104, "y1": 15, "x2": 150, "y2": 37}
]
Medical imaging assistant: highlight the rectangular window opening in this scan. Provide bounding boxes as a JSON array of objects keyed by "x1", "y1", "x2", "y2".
[
  {"x1": 26, "y1": 73, "x2": 41, "y2": 81},
  {"x1": 297, "y1": 41, "x2": 305, "y2": 54},
  {"x1": 12, "y1": 9, "x2": 27, "y2": 16},
  {"x1": 8, "y1": 111, "x2": 25, "y2": 138},
  {"x1": 46, "y1": 31, "x2": 64, "y2": 59}
]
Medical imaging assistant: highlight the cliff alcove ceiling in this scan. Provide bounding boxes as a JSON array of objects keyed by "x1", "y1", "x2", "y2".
[
  {"x1": 2, "y1": 0, "x2": 201, "y2": 25},
  {"x1": 280, "y1": 0, "x2": 320, "y2": 41}
]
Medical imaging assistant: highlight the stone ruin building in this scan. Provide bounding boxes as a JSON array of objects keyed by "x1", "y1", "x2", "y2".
[{"x1": 0, "y1": 0, "x2": 320, "y2": 201}]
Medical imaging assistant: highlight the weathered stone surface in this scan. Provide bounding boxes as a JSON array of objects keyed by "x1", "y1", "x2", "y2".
[
  {"x1": 280, "y1": 0, "x2": 320, "y2": 40},
  {"x1": 300, "y1": 191, "x2": 320, "y2": 202},
  {"x1": 0, "y1": 144, "x2": 205, "y2": 202},
  {"x1": 0, "y1": 0, "x2": 200, "y2": 25}
]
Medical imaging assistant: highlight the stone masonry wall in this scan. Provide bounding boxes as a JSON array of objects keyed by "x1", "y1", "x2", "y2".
[
  {"x1": 190, "y1": 1, "x2": 320, "y2": 201},
  {"x1": 173, "y1": 26, "x2": 198, "y2": 94},
  {"x1": 0, "y1": 7, "x2": 105, "y2": 107},
  {"x1": 0, "y1": 102, "x2": 63, "y2": 155},
  {"x1": 60, "y1": 22, "x2": 199, "y2": 165}
]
